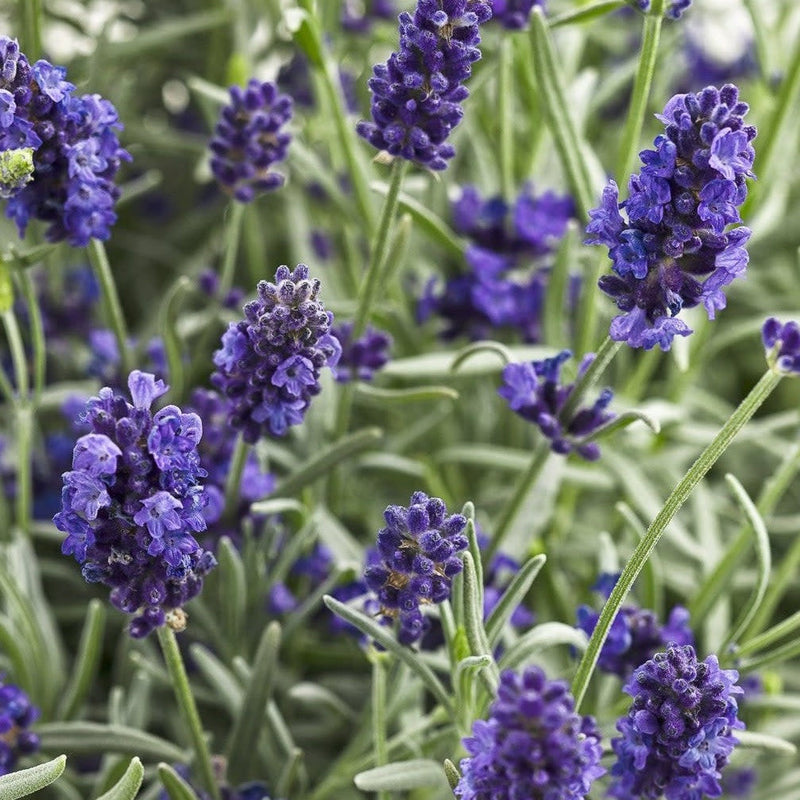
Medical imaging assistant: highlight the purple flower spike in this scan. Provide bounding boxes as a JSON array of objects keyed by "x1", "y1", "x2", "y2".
[
  {"x1": 364, "y1": 491, "x2": 467, "y2": 645},
  {"x1": 211, "y1": 265, "x2": 339, "y2": 443},
  {"x1": 762, "y1": 318, "x2": 800, "y2": 375},
  {"x1": 0, "y1": 36, "x2": 130, "y2": 246},
  {"x1": 588, "y1": 84, "x2": 756, "y2": 350},
  {"x1": 456, "y1": 666, "x2": 605, "y2": 800},
  {"x1": 609, "y1": 644, "x2": 743, "y2": 800},
  {"x1": 488, "y1": 0, "x2": 541, "y2": 29},
  {"x1": 209, "y1": 79, "x2": 292, "y2": 202},
  {"x1": 0, "y1": 678, "x2": 40, "y2": 775},
  {"x1": 330, "y1": 322, "x2": 392, "y2": 382},
  {"x1": 342, "y1": 0, "x2": 397, "y2": 32},
  {"x1": 499, "y1": 350, "x2": 616, "y2": 460},
  {"x1": 54, "y1": 372, "x2": 216, "y2": 638},
  {"x1": 357, "y1": 0, "x2": 493, "y2": 170}
]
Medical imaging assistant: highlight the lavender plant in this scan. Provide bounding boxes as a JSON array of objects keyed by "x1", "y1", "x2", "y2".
[{"x1": 0, "y1": 2, "x2": 799, "y2": 800}]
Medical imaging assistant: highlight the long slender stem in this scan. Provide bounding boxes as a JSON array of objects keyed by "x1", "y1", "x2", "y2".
[
  {"x1": 17, "y1": 272, "x2": 46, "y2": 402},
  {"x1": 351, "y1": 159, "x2": 408, "y2": 339},
  {"x1": 218, "y1": 201, "x2": 245, "y2": 297},
  {"x1": 370, "y1": 652, "x2": 391, "y2": 800},
  {"x1": 88, "y1": 239, "x2": 134, "y2": 377},
  {"x1": 223, "y1": 434, "x2": 248, "y2": 523},
  {"x1": 20, "y1": 0, "x2": 43, "y2": 60},
  {"x1": 498, "y1": 38, "x2": 515, "y2": 201},
  {"x1": 571, "y1": 369, "x2": 782, "y2": 710},
  {"x1": 615, "y1": 3, "x2": 664, "y2": 184},
  {"x1": 559, "y1": 335, "x2": 620, "y2": 423},
  {"x1": 2, "y1": 310, "x2": 28, "y2": 399},
  {"x1": 486, "y1": 442, "x2": 550, "y2": 564},
  {"x1": 157, "y1": 626, "x2": 222, "y2": 800}
]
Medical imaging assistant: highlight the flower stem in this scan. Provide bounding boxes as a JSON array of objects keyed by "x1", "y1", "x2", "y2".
[
  {"x1": 571, "y1": 368, "x2": 783, "y2": 710},
  {"x1": 498, "y1": 38, "x2": 515, "y2": 202},
  {"x1": 223, "y1": 433, "x2": 248, "y2": 523},
  {"x1": 157, "y1": 625, "x2": 221, "y2": 800},
  {"x1": 20, "y1": 0, "x2": 44, "y2": 61},
  {"x1": 370, "y1": 651, "x2": 391, "y2": 800},
  {"x1": 17, "y1": 271, "x2": 46, "y2": 402},
  {"x1": 615, "y1": 2, "x2": 664, "y2": 184},
  {"x1": 351, "y1": 158, "x2": 408, "y2": 339},
  {"x1": 88, "y1": 239, "x2": 134, "y2": 378},
  {"x1": 485, "y1": 441, "x2": 550, "y2": 564},
  {"x1": 559, "y1": 335, "x2": 621, "y2": 423},
  {"x1": 218, "y1": 201, "x2": 245, "y2": 297}
]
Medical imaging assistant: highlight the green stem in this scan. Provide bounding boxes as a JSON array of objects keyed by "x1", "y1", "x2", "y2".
[
  {"x1": 615, "y1": 3, "x2": 664, "y2": 184},
  {"x1": 14, "y1": 404, "x2": 33, "y2": 536},
  {"x1": 735, "y1": 609, "x2": 800, "y2": 660},
  {"x1": 2, "y1": 310, "x2": 29, "y2": 399},
  {"x1": 548, "y1": 0, "x2": 625, "y2": 28},
  {"x1": 88, "y1": 240, "x2": 134, "y2": 377},
  {"x1": 559, "y1": 335, "x2": 620, "y2": 423},
  {"x1": 318, "y1": 56, "x2": 376, "y2": 232},
  {"x1": 218, "y1": 201, "x2": 245, "y2": 296},
  {"x1": 689, "y1": 443, "x2": 800, "y2": 622},
  {"x1": 223, "y1": 434, "x2": 248, "y2": 522},
  {"x1": 485, "y1": 442, "x2": 550, "y2": 564},
  {"x1": 17, "y1": 272, "x2": 46, "y2": 401},
  {"x1": 498, "y1": 38, "x2": 515, "y2": 201},
  {"x1": 156, "y1": 626, "x2": 222, "y2": 800},
  {"x1": 20, "y1": 0, "x2": 43, "y2": 60},
  {"x1": 370, "y1": 652, "x2": 391, "y2": 800},
  {"x1": 571, "y1": 368, "x2": 783, "y2": 710},
  {"x1": 352, "y1": 159, "x2": 408, "y2": 339}
]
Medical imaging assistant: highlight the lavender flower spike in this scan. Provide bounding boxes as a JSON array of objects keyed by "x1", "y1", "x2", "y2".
[
  {"x1": 54, "y1": 371, "x2": 216, "y2": 638},
  {"x1": 609, "y1": 644, "x2": 743, "y2": 800},
  {"x1": 499, "y1": 350, "x2": 616, "y2": 460},
  {"x1": 357, "y1": 0, "x2": 493, "y2": 170},
  {"x1": 211, "y1": 265, "x2": 341, "y2": 442},
  {"x1": 210, "y1": 80, "x2": 292, "y2": 203},
  {"x1": 0, "y1": 679, "x2": 40, "y2": 775},
  {"x1": 456, "y1": 666, "x2": 605, "y2": 800},
  {"x1": 587, "y1": 84, "x2": 756, "y2": 350},
  {"x1": 0, "y1": 36, "x2": 131, "y2": 246},
  {"x1": 364, "y1": 491, "x2": 468, "y2": 645}
]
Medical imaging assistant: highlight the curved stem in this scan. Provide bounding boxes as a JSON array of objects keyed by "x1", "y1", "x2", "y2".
[
  {"x1": 559, "y1": 335, "x2": 620, "y2": 423},
  {"x1": 498, "y1": 38, "x2": 515, "y2": 201},
  {"x1": 571, "y1": 369, "x2": 782, "y2": 710},
  {"x1": 88, "y1": 239, "x2": 134, "y2": 378},
  {"x1": 218, "y1": 201, "x2": 245, "y2": 297},
  {"x1": 223, "y1": 434, "x2": 248, "y2": 523},
  {"x1": 614, "y1": 3, "x2": 664, "y2": 184},
  {"x1": 157, "y1": 626, "x2": 222, "y2": 800},
  {"x1": 17, "y1": 271, "x2": 46, "y2": 402},
  {"x1": 486, "y1": 442, "x2": 550, "y2": 564}
]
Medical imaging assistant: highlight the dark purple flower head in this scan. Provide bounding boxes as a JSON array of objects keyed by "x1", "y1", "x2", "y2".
[
  {"x1": 456, "y1": 666, "x2": 604, "y2": 800},
  {"x1": 609, "y1": 644, "x2": 743, "y2": 800},
  {"x1": 330, "y1": 322, "x2": 392, "y2": 382},
  {"x1": 209, "y1": 80, "x2": 292, "y2": 203},
  {"x1": 364, "y1": 491, "x2": 468, "y2": 645},
  {"x1": 357, "y1": 0, "x2": 492, "y2": 170},
  {"x1": 499, "y1": 351, "x2": 616, "y2": 460},
  {"x1": 762, "y1": 317, "x2": 800, "y2": 375},
  {"x1": 342, "y1": 0, "x2": 397, "y2": 32},
  {"x1": 54, "y1": 371, "x2": 216, "y2": 638},
  {"x1": 211, "y1": 265, "x2": 340, "y2": 443},
  {"x1": 0, "y1": 678, "x2": 40, "y2": 776},
  {"x1": 577, "y1": 575, "x2": 694, "y2": 678},
  {"x1": 588, "y1": 84, "x2": 755, "y2": 350},
  {"x1": 0, "y1": 37, "x2": 130, "y2": 246},
  {"x1": 489, "y1": 0, "x2": 541, "y2": 29},
  {"x1": 421, "y1": 184, "x2": 574, "y2": 341},
  {"x1": 157, "y1": 765, "x2": 272, "y2": 800}
]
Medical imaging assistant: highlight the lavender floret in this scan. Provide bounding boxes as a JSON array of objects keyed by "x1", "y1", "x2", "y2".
[
  {"x1": 587, "y1": 84, "x2": 756, "y2": 350},
  {"x1": 209, "y1": 80, "x2": 292, "y2": 203},
  {"x1": 489, "y1": 0, "x2": 541, "y2": 29},
  {"x1": 456, "y1": 666, "x2": 605, "y2": 799},
  {"x1": 210, "y1": 265, "x2": 340, "y2": 443},
  {"x1": 762, "y1": 318, "x2": 800, "y2": 375},
  {"x1": 331, "y1": 322, "x2": 392, "y2": 383},
  {"x1": 357, "y1": 0, "x2": 493, "y2": 170},
  {"x1": 54, "y1": 371, "x2": 216, "y2": 638},
  {"x1": 609, "y1": 644, "x2": 743, "y2": 799},
  {"x1": 364, "y1": 491, "x2": 468, "y2": 645},
  {"x1": 0, "y1": 679, "x2": 40, "y2": 775},
  {"x1": 499, "y1": 350, "x2": 616, "y2": 460}
]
